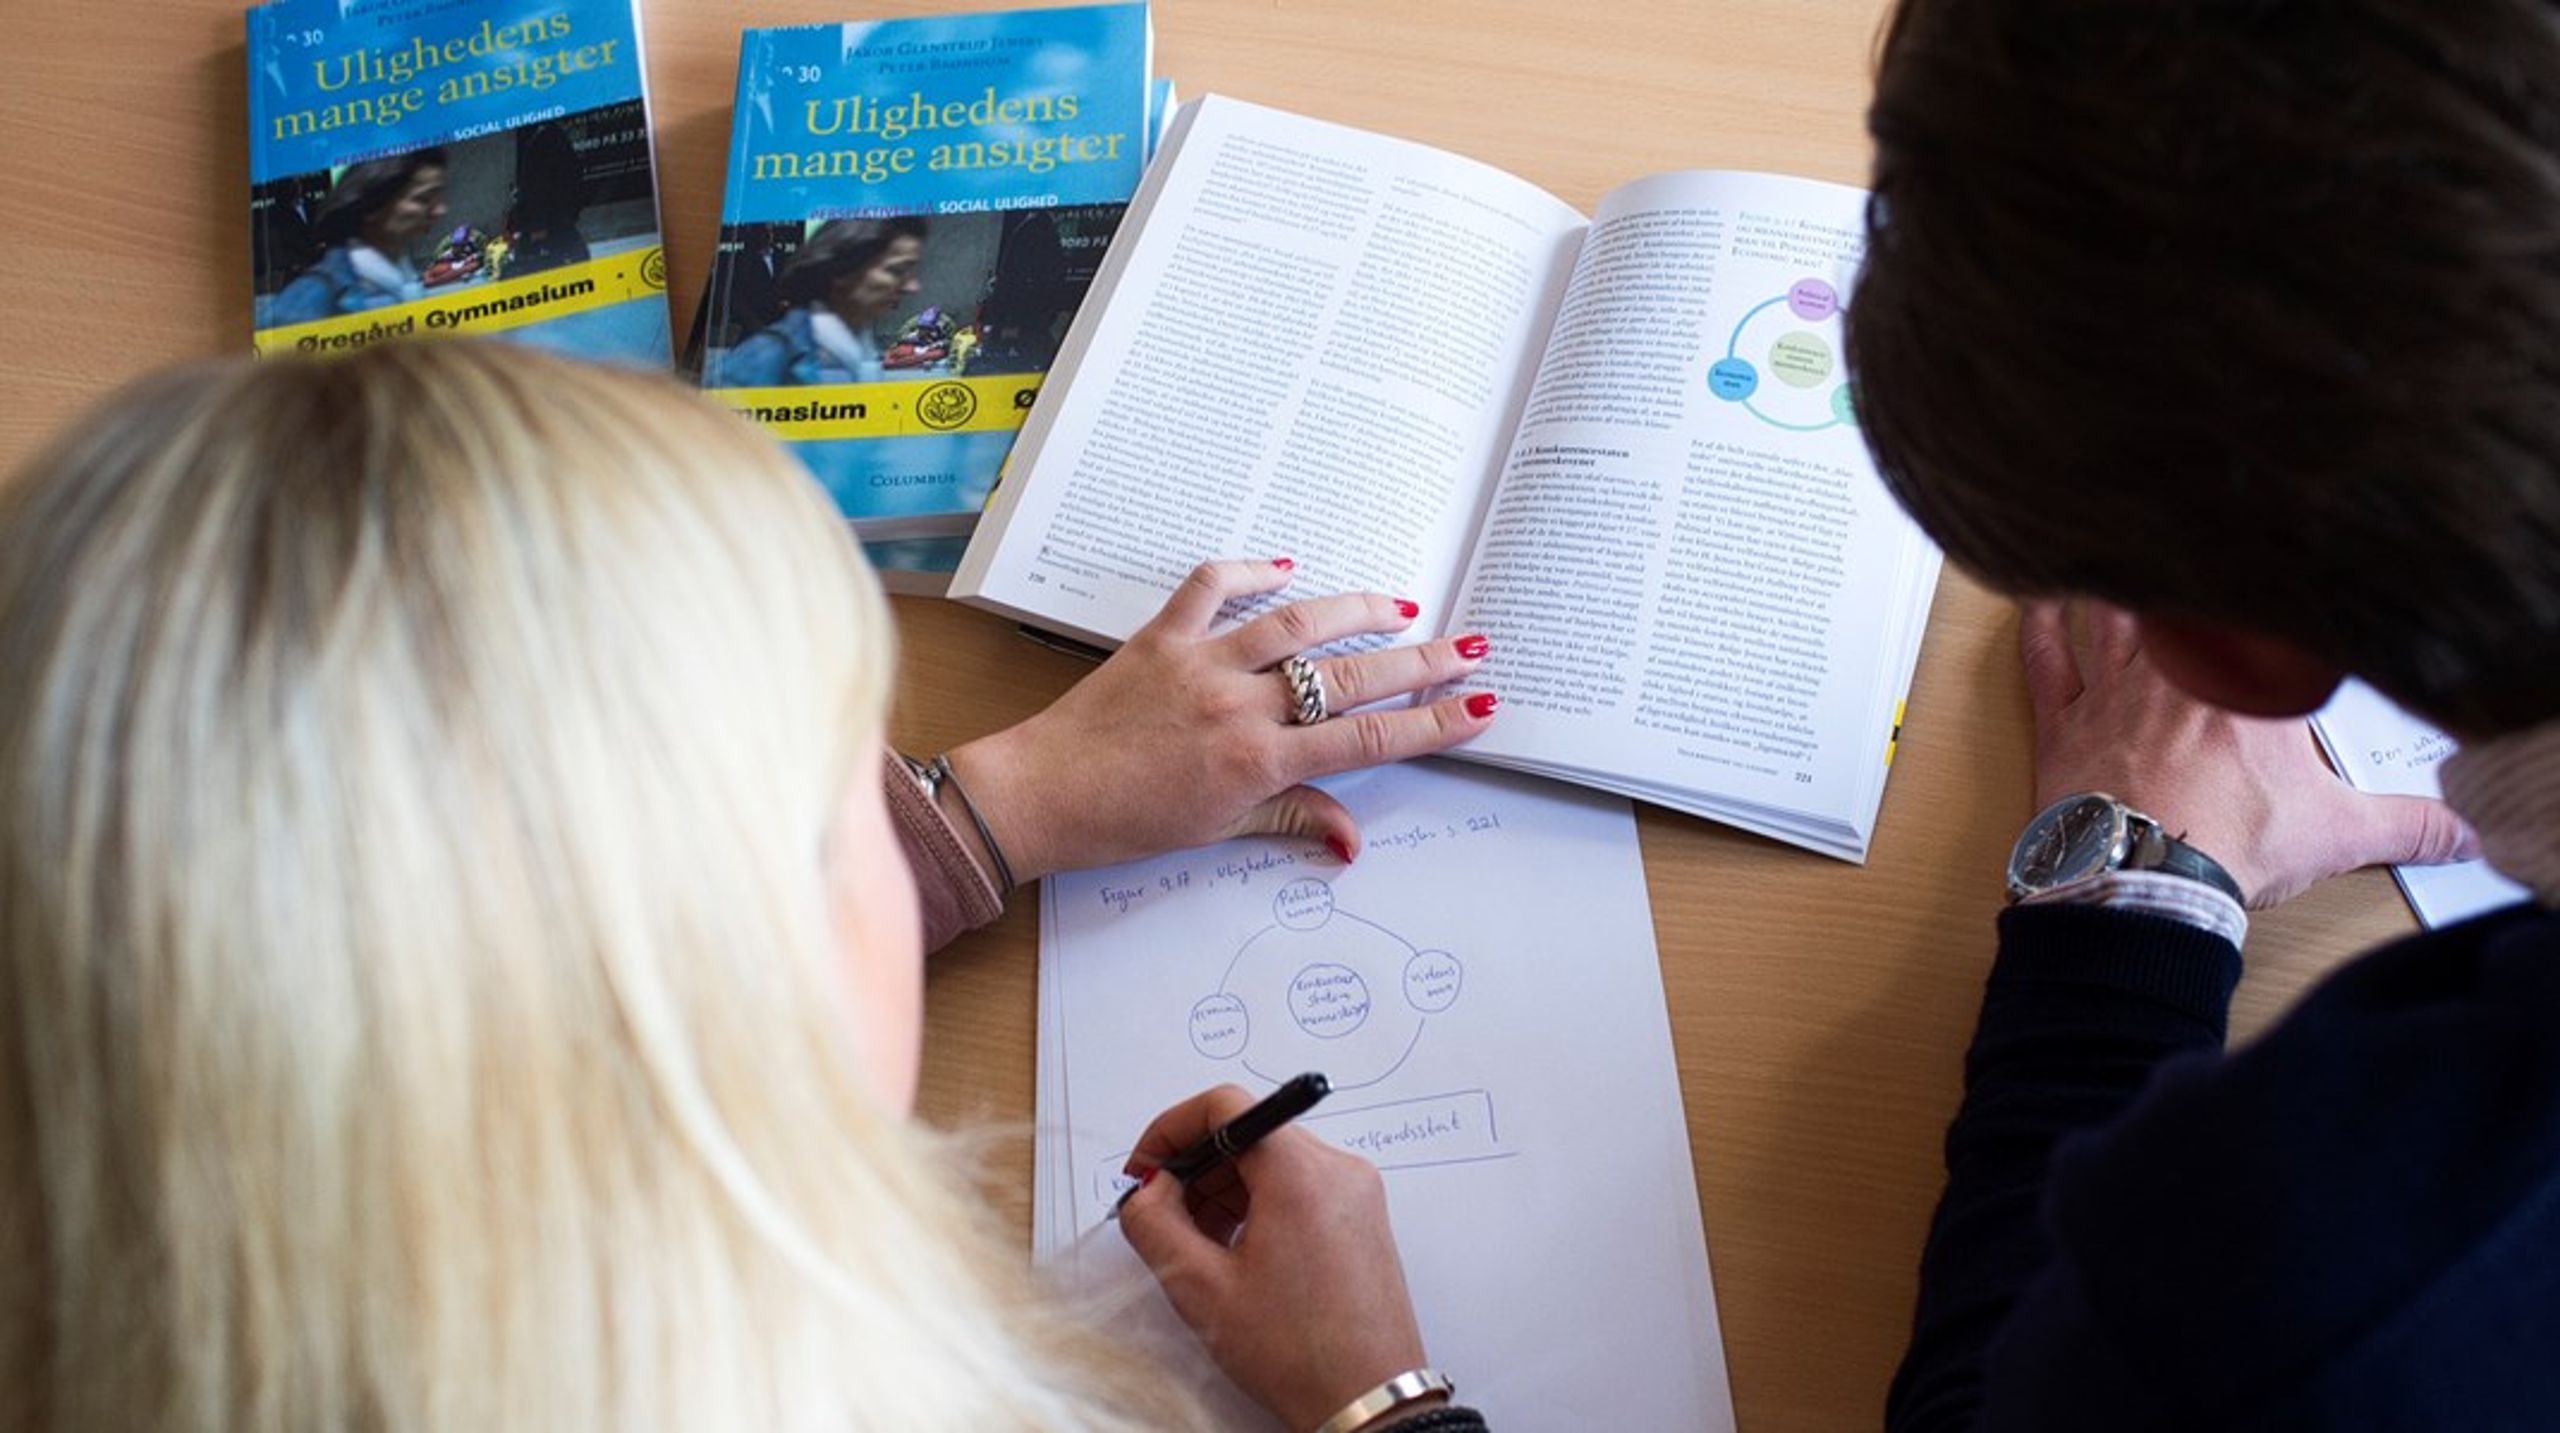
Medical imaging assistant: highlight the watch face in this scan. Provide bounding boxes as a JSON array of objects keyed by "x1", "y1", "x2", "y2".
[{"x1": 2010, "y1": 795, "x2": 2128, "y2": 894}]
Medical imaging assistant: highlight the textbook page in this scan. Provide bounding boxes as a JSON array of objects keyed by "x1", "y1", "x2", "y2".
[
  {"x1": 1033, "y1": 760, "x2": 1732, "y2": 1431},
  {"x1": 2311, "y1": 680, "x2": 2527, "y2": 927},
  {"x1": 1445, "y1": 169, "x2": 1940, "y2": 858},
  {"x1": 954, "y1": 96, "x2": 1586, "y2": 649}
]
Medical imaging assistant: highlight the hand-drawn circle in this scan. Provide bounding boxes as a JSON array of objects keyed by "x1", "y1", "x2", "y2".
[
  {"x1": 1188, "y1": 993, "x2": 1250, "y2": 1059},
  {"x1": 917, "y1": 380, "x2": 979, "y2": 431},
  {"x1": 1786, "y1": 277, "x2": 1838, "y2": 321},
  {"x1": 1287, "y1": 963, "x2": 1371, "y2": 1038},
  {"x1": 1707, "y1": 356, "x2": 1759, "y2": 401},
  {"x1": 1273, "y1": 878, "x2": 1336, "y2": 931},
  {"x1": 1403, "y1": 950, "x2": 1463, "y2": 1012},
  {"x1": 1768, "y1": 332, "x2": 1834, "y2": 388}
]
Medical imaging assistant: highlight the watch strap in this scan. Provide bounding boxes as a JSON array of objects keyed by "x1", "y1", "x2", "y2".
[{"x1": 2144, "y1": 832, "x2": 2245, "y2": 905}]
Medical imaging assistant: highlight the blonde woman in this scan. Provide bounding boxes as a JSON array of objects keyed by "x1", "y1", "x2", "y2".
[{"x1": 0, "y1": 342, "x2": 1495, "y2": 1431}]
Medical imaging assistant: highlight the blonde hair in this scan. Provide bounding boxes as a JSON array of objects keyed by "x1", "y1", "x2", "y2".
[{"x1": 0, "y1": 342, "x2": 1195, "y2": 1431}]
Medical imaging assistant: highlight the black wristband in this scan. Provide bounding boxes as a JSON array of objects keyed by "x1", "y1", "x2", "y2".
[{"x1": 1382, "y1": 1409, "x2": 1491, "y2": 1433}]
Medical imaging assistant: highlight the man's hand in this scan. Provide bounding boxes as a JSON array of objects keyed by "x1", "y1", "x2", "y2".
[{"x1": 2020, "y1": 601, "x2": 2476, "y2": 908}]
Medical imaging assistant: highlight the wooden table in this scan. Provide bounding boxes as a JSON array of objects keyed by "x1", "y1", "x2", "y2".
[{"x1": 0, "y1": 2, "x2": 2418, "y2": 1427}]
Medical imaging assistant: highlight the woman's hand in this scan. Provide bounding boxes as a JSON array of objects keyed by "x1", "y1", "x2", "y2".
[
  {"x1": 2020, "y1": 600, "x2": 2476, "y2": 907},
  {"x1": 944, "y1": 559, "x2": 1496, "y2": 883},
  {"x1": 1116, "y1": 1084, "x2": 1442, "y2": 1433}
]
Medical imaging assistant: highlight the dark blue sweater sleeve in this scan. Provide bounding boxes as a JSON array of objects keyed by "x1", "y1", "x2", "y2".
[{"x1": 1885, "y1": 902, "x2": 2241, "y2": 1433}]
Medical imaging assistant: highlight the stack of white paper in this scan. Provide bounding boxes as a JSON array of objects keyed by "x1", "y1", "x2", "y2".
[
  {"x1": 2311, "y1": 680, "x2": 2526, "y2": 927},
  {"x1": 1032, "y1": 760, "x2": 1734, "y2": 1429}
]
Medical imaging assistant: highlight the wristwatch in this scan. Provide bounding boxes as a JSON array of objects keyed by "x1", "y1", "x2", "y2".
[{"x1": 2005, "y1": 792, "x2": 2244, "y2": 904}]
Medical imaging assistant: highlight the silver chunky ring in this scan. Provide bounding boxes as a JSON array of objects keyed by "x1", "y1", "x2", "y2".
[{"x1": 1279, "y1": 654, "x2": 1330, "y2": 725}]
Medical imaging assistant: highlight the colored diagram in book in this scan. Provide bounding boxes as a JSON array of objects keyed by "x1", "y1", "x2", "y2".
[
  {"x1": 1705, "y1": 276, "x2": 1859, "y2": 433},
  {"x1": 1185, "y1": 877, "x2": 1465, "y2": 1092}
]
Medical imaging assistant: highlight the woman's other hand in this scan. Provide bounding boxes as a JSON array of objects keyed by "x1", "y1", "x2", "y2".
[
  {"x1": 1116, "y1": 1084, "x2": 1441, "y2": 1433},
  {"x1": 944, "y1": 559, "x2": 1497, "y2": 882}
]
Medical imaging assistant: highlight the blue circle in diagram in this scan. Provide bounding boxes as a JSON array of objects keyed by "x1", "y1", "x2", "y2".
[{"x1": 1715, "y1": 279, "x2": 1852, "y2": 432}]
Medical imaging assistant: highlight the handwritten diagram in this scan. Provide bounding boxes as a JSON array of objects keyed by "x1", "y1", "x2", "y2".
[
  {"x1": 1188, "y1": 876, "x2": 1466, "y2": 1090},
  {"x1": 1083, "y1": 868, "x2": 1509, "y2": 1207}
]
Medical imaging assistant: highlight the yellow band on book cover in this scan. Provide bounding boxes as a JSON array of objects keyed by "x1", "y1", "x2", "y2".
[
  {"x1": 251, "y1": 246, "x2": 666, "y2": 355},
  {"x1": 705, "y1": 373, "x2": 1047, "y2": 442}
]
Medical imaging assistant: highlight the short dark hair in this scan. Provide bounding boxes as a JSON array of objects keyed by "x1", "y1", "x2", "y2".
[
  {"x1": 1848, "y1": 0, "x2": 2560, "y2": 735},
  {"x1": 777, "y1": 217, "x2": 930, "y2": 306},
  {"x1": 313, "y1": 147, "x2": 449, "y2": 244}
]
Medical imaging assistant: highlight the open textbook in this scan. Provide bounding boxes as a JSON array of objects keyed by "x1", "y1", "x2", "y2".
[
  {"x1": 1035, "y1": 761, "x2": 1733, "y2": 1430},
  {"x1": 954, "y1": 96, "x2": 1941, "y2": 860},
  {"x1": 2311, "y1": 680, "x2": 2526, "y2": 927}
]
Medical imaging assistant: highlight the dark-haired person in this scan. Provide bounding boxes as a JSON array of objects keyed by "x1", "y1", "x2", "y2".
[
  {"x1": 266, "y1": 147, "x2": 450, "y2": 325},
  {"x1": 712, "y1": 217, "x2": 928, "y2": 387},
  {"x1": 1848, "y1": 1, "x2": 2560, "y2": 1429},
  {"x1": 501, "y1": 122, "x2": 591, "y2": 276}
]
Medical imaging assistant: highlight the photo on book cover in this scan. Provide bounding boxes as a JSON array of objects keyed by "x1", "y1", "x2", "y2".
[{"x1": 697, "y1": 203, "x2": 1126, "y2": 534}]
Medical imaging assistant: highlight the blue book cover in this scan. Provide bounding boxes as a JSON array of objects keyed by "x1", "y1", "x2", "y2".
[
  {"x1": 698, "y1": 4, "x2": 1152, "y2": 538},
  {"x1": 247, "y1": 0, "x2": 672, "y2": 364}
]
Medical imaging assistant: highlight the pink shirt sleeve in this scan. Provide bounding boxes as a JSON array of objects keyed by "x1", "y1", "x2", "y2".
[{"x1": 882, "y1": 752, "x2": 1006, "y2": 952}]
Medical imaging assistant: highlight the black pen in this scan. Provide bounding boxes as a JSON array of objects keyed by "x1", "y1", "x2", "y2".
[{"x1": 1118, "y1": 1071, "x2": 1332, "y2": 1211}]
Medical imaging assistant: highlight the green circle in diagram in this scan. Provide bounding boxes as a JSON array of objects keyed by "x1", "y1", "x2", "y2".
[
  {"x1": 1769, "y1": 331, "x2": 1834, "y2": 388},
  {"x1": 1831, "y1": 382, "x2": 1859, "y2": 426}
]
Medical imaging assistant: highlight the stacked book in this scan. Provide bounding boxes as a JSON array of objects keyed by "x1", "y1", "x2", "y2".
[
  {"x1": 692, "y1": 4, "x2": 1169, "y2": 593},
  {"x1": 246, "y1": 0, "x2": 676, "y2": 366}
]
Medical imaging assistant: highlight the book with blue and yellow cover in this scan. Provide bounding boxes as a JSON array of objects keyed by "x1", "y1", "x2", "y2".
[
  {"x1": 247, "y1": 0, "x2": 672, "y2": 364},
  {"x1": 696, "y1": 4, "x2": 1152, "y2": 547}
]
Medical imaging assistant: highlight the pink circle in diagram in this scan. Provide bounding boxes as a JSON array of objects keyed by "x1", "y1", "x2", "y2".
[{"x1": 1787, "y1": 278, "x2": 1839, "y2": 321}]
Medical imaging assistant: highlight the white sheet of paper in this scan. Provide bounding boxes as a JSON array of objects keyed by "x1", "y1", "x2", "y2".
[
  {"x1": 2311, "y1": 680, "x2": 2527, "y2": 927},
  {"x1": 1033, "y1": 760, "x2": 1733, "y2": 1430}
]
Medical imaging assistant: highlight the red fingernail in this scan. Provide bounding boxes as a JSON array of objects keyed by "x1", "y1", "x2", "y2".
[
  {"x1": 1395, "y1": 598, "x2": 1420, "y2": 620},
  {"x1": 1454, "y1": 633, "x2": 1490, "y2": 660},
  {"x1": 1136, "y1": 1166, "x2": 1159, "y2": 1188},
  {"x1": 1464, "y1": 692, "x2": 1500, "y2": 719},
  {"x1": 1325, "y1": 836, "x2": 1355, "y2": 864},
  {"x1": 1272, "y1": 557, "x2": 1294, "y2": 570}
]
